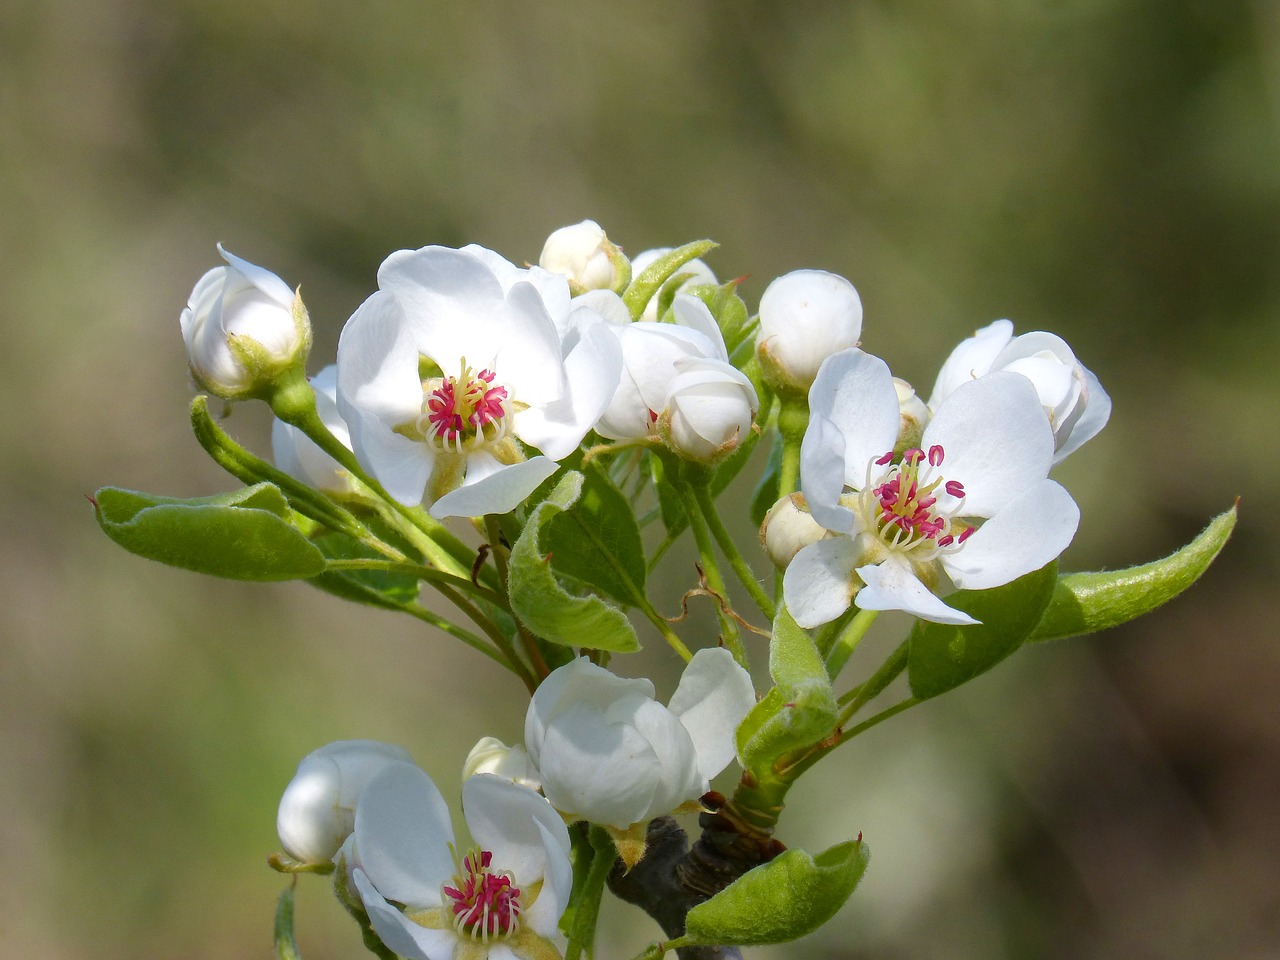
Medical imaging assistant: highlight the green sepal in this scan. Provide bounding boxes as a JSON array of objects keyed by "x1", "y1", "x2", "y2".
[
  {"x1": 543, "y1": 463, "x2": 647, "y2": 606},
  {"x1": 684, "y1": 279, "x2": 755, "y2": 356},
  {"x1": 621, "y1": 240, "x2": 718, "y2": 321},
  {"x1": 1029, "y1": 503, "x2": 1236, "y2": 643},
  {"x1": 737, "y1": 606, "x2": 837, "y2": 777},
  {"x1": 92, "y1": 483, "x2": 326, "y2": 581},
  {"x1": 907, "y1": 561, "x2": 1058, "y2": 700},
  {"x1": 682, "y1": 838, "x2": 870, "y2": 946},
  {"x1": 274, "y1": 883, "x2": 302, "y2": 960},
  {"x1": 508, "y1": 472, "x2": 640, "y2": 653}
]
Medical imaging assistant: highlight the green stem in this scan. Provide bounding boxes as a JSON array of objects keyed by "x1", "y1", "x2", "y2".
[
  {"x1": 323, "y1": 558, "x2": 507, "y2": 608},
  {"x1": 564, "y1": 826, "x2": 618, "y2": 960},
  {"x1": 400, "y1": 602, "x2": 517, "y2": 672},
  {"x1": 635, "y1": 599, "x2": 693, "y2": 662},
  {"x1": 825, "y1": 609, "x2": 878, "y2": 680},
  {"x1": 674, "y1": 465, "x2": 745, "y2": 666},
  {"x1": 435, "y1": 581, "x2": 536, "y2": 694},
  {"x1": 836, "y1": 638, "x2": 909, "y2": 722},
  {"x1": 692, "y1": 482, "x2": 775, "y2": 622},
  {"x1": 775, "y1": 398, "x2": 809, "y2": 498}
]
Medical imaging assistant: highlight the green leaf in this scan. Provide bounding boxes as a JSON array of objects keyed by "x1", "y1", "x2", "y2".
[
  {"x1": 543, "y1": 463, "x2": 647, "y2": 606},
  {"x1": 1029, "y1": 503, "x2": 1237, "y2": 643},
  {"x1": 738, "y1": 606, "x2": 837, "y2": 775},
  {"x1": 908, "y1": 561, "x2": 1058, "y2": 700},
  {"x1": 683, "y1": 838, "x2": 870, "y2": 946},
  {"x1": 274, "y1": 884, "x2": 302, "y2": 960},
  {"x1": 621, "y1": 240, "x2": 718, "y2": 320},
  {"x1": 307, "y1": 530, "x2": 421, "y2": 611},
  {"x1": 92, "y1": 484, "x2": 326, "y2": 581},
  {"x1": 508, "y1": 472, "x2": 640, "y2": 653}
]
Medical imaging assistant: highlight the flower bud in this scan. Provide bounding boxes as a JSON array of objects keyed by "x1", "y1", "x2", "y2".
[
  {"x1": 892, "y1": 377, "x2": 930, "y2": 455},
  {"x1": 660, "y1": 358, "x2": 759, "y2": 463},
  {"x1": 461, "y1": 736, "x2": 541, "y2": 789},
  {"x1": 760, "y1": 492, "x2": 828, "y2": 570},
  {"x1": 270, "y1": 365, "x2": 357, "y2": 493},
  {"x1": 276, "y1": 740, "x2": 412, "y2": 864},
  {"x1": 756, "y1": 269, "x2": 863, "y2": 395},
  {"x1": 180, "y1": 245, "x2": 311, "y2": 400},
  {"x1": 539, "y1": 219, "x2": 629, "y2": 293}
]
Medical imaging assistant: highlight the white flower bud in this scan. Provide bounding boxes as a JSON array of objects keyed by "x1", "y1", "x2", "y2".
[
  {"x1": 539, "y1": 219, "x2": 625, "y2": 292},
  {"x1": 760, "y1": 492, "x2": 828, "y2": 570},
  {"x1": 756, "y1": 269, "x2": 863, "y2": 394},
  {"x1": 661, "y1": 357, "x2": 759, "y2": 463},
  {"x1": 180, "y1": 245, "x2": 310, "y2": 399},
  {"x1": 276, "y1": 740, "x2": 412, "y2": 864},
  {"x1": 461, "y1": 736, "x2": 541, "y2": 790},
  {"x1": 892, "y1": 377, "x2": 930, "y2": 454}
]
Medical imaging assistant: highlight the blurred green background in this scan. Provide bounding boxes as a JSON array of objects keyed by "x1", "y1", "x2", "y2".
[{"x1": 2, "y1": 1, "x2": 1277, "y2": 957}]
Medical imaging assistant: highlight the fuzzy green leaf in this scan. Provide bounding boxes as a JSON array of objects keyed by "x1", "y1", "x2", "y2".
[
  {"x1": 543, "y1": 463, "x2": 646, "y2": 606},
  {"x1": 621, "y1": 240, "x2": 718, "y2": 320},
  {"x1": 274, "y1": 884, "x2": 302, "y2": 960},
  {"x1": 1029, "y1": 503, "x2": 1237, "y2": 643},
  {"x1": 92, "y1": 484, "x2": 326, "y2": 581},
  {"x1": 508, "y1": 472, "x2": 640, "y2": 653},
  {"x1": 683, "y1": 839, "x2": 870, "y2": 946},
  {"x1": 908, "y1": 562, "x2": 1058, "y2": 700}
]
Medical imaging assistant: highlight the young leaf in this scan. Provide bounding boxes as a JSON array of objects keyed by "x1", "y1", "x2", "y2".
[
  {"x1": 274, "y1": 883, "x2": 302, "y2": 960},
  {"x1": 508, "y1": 472, "x2": 640, "y2": 653},
  {"x1": 543, "y1": 463, "x2": 647, "y2": 606},
  {"x1": 738, "y1": 606, "x2": 837, "y2": 776},
  {"x1": 621, "y1": 240, "x2": 718, "y2": 320},
  {"x1": 92, "y1": 484, "x2": 326, "y2": 581},
  {"x1": 682, "y1": 839, "x2": 870, "y2": 946},
  {"x1": 1029, "y1": 503, "x2": 1237, "y2": 643},
  {"x1": 907, "y1": 562, "x2": 1058, "y2": 701},
  {"x1": 307, "y1": 530, "x2": 421, "y2": 611}
]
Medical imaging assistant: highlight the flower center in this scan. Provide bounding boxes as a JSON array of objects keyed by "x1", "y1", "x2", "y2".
[
  {"x1": 443, "y1": 847, "x2": 521, "y2": 942},
  {"x1": 860, "y1": 444, "x2": 974, "y2": 561},
  {"x1": 413, "y1": 360, "x2": 511, "y2": 452}
]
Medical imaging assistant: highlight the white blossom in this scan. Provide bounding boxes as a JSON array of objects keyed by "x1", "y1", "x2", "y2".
[
  {"x1": 786, "y1": 348, "x2": 1079, "y2": 627},
  {"x1": 755, "y1": 269, "x2": 862, "y2": 393}
]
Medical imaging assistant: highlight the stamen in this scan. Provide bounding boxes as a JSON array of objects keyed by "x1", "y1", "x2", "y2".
[{"x1": 443, "y1": 846, "x2": 522, "y2": 942}]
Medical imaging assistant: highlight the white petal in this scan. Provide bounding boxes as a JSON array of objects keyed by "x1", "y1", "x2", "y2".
[
  {"x1": 428, "y1": 455, "x2": 559, "y2": 519},
  {"x1": 783, "y1": 537, "x2": 862, "y2": 628},
  {"x1": 1053, "y1": 366, "x2": 1111, "y2": 464},
  {"x1": 668, "y1": 648, "x2": 756, "y2": 781},
  {"x1": 922, "y1": 371, "x2": 1053, "y2": 516},
  {"x1": 943, "y1": 479, "x2": 1079, "y2": 590},
  {"x1": 353, "y1": 869, "x2": 455, "y2": 960},
  {"x1": 462, "y1": 775, "x2": 570, "y2": 889},
  {"x1": 524, "y1": 657, "x2": 654, "y2": 767},
  {"x1": 671, "y1": 294, "x2": 729, "y2": 360},
  {"x1": 808, "y1": 349, "x2": 902, "y2": 489},
  {"x1": 927, "y1": 319, "x2": 1013, "y2": 408},
  {"x1": 799, "y1": 412, "x2": 855, "y2": 534},
  {"x1": 854, "y1": 556, "x2": 980, "y2": 625},
  {"x1": 217, "y1": 244, "x2": 295, "y2": 305},
  {"x1": 353, "y1": 763, "x2": 453, "y2": 908},
  {"x1": 523, "y1": 818, "x2": 574, "y2": 938},
  {"x1": 515, "y1": 322, "x2": 622, "y2": 458},
  {"x1": 628, "y1": 699, "x2": 703, "y2": 817}
]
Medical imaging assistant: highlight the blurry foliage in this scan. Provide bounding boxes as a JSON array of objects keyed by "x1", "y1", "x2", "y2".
[{"x1": 1, "y1": 0, "x2": 1277, "y2": 957}]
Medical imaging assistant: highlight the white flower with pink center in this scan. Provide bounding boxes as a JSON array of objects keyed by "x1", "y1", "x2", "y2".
[
  {"x1": 336, "y1": 245, "x2": 624, "y2": 518},
  {"x1": 785, "y1": 348, "x2": 1080, "y2": 627},
  {"x1": 346, "y1": 765, "x2": 572, "y2": 960}
]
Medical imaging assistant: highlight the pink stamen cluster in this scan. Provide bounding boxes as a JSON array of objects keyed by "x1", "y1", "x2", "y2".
[
  {"x1": 867, "y1": 444, "x2": 973, "y2": 553},
  {"x1": 443, "y1": 848, "x2": 521, "y2": 941},
  {"x1": 421, "y1": 362, "x2": 509, "y2": 451}
]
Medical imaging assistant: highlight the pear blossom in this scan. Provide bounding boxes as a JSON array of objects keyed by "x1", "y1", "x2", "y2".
[
  {"x1": 271, "y1": 365, "x2": 357, "y2": 493},
  {"x1": 660, "y1": 356, "x2": 758, "y2": 463},
  {"x1": 335, "y1": 244, "x2": 623, "y2": 518},
  {"x1": 630, "y1": 247, "x2": 718, "y2": 322},
  {"x1": 523, "y1": 648, "x2": 755, "y2": 830},
  {"x1": 756, "y1": 269, "x2": 862, "y2": 394},
  {"x1": 929, "y1": 319, "x2": 1110, "y2": 464},
  {"x1": 786, "y1": 348, "x2": 1079, "y2": 628},
  {"x1": 180, "y1": 244, "x2": 310, "y2": 399},
  {"x1": 538, "y1": 219, "x2": 625, "y2": 292},
  {"x1": 276, "y1": 740, "x2": 413, "y2": 864},
  {"x1": 346, "y1": 765, "x2": 572, "y2": 960}
]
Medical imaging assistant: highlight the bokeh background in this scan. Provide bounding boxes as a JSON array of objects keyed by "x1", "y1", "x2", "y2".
[{"x1": 3, "y1": 1, "x2": 1277, "y2": 957}]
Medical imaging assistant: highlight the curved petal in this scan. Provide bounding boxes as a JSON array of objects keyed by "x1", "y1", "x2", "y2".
[
  {"x1": 514, "y1": 322, "x2": 623, "y2": 458},
  {"x1": 428, "y1": 455, "x2": 559, "y2": 519},
  {"x1": 462, "y1": 775, "x2": 570, "y2": 889},
  {"x1": 927, "y1": 319, "x2": 1012, "y2": 408},
  {"x1": 809, "y1": 349, "x2": 902, "y2": 490},
  {"x1": 922, "y1": 371, "x2": 1053, "y2": 517},
  {"x1": 628, "y1": 699, "x2": 703, "y2": 817},
  {"x1": 523, "y1": 818, "x2": 574, "y2": 938},
  {"x1": 783, "y1": 537, "x2": 862, "y2": 628},
  {"x1": 943, "y1": 478, "x2": 1079, "y2": 590},
  {"x1": 667, "y1": 648, "x2": 756, "y2": 781},
  {"x1": 524, "y1": 657, "x2": 654, "y2": 767},
  {"x1": 217, "y1": 244, "x2": 295, "y2": 305},
  {"x1": 1053, "y1": 366, "x2": 1111, "y2": 464},
  {"x1": 799, "y1": 412, "x2": 855, "y2": 534},
  {"x1": 353, "y1": 869, "x2": 455, "y2": 960},
  {"x1": 353, "y1": 763, "x2": 453, "y2": 908},
  {"x1": 854, "y1": 555, "x2": 980, "y2": 625},
  {"x1": 671, "y1": 294, "x2": 729, "y2": 360}
]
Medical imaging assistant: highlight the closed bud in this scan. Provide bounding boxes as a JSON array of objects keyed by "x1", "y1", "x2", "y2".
[
  {"x1": 461, "y1": 736, "x2": 541, "y2": 790},
  {"x1": 756, "y1": 269, "x2": 863, "y2": 395},
  {"x1": 659, "y1": 357, "x2": 759, "y2": 464},
  {"x1": 539, "y1": 219, "x2": 630, "y2": 293},
  {"x1": 760, "y1": 491, "x2": 828, "y2": 569}
]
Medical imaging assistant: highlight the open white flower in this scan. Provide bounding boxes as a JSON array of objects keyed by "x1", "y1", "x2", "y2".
[
  {"x1": 276, "y1": 740, "x2": 413, "y2": 865},
  {"x1": 347, "y1": 765, "x2": 571, "y2": 960},
  {"x1": 929, "y1": 319, "x2": 1110, "y2": 464},
  {"x1": 786, "y1": 348, "x2": 1079, "y2": 627},
  {"x1": 181, "y1": 244, "x2": 309, "y2": 399},
  {"x1": 336, "y1": 245, "x2": 623, "y2": 518},
  {"x1": 271, "y1": 365, "x2": 356, "y2": 493},
  {"x1": 523, "y1": 648, "x2": 755, "y2": 831}
]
